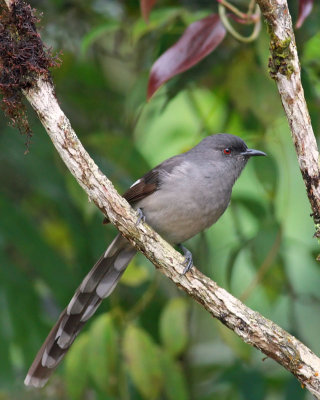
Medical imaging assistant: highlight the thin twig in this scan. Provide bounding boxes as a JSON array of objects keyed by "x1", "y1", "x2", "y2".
[
  {"x1": 219, "y1": 3, "x2": 261, "y2": 43},
  {"x1": 216, "y1": 0, "x2": 247, "y2": 19},
  {"x1": 248, "y1": 0, "x2": 257, "y2": 16}
]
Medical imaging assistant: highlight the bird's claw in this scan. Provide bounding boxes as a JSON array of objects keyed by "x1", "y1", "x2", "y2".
[
  {"x1": 182, "y1": 253, "x2": 193, "y2": 274},
  {"x1": 136, "y1": 208, "x2": 146, "y2": 226},
  {"x1": 178, "y1": 244, "x2": 193, "y2": 274}
]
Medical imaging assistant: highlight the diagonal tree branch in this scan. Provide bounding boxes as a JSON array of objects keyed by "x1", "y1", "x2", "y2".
[
  {"x1": 256, "y1": 0, "x2": 320, "y2": 233},
  {"x1": 1, "y1": 0, "x2": 320, "y2": 398},
  {"x1": 22, "y1": 73, "x2": 320, "y2": 399}
]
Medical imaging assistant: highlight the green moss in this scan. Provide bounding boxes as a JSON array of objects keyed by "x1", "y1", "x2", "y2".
[{"x1": 267, "y1": 27, "x2": 295, "y2": 79}]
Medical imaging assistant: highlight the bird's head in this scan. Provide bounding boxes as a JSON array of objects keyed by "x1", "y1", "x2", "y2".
[{"x1": 194, "y1": 133, "x2": 266, "y2": 165}]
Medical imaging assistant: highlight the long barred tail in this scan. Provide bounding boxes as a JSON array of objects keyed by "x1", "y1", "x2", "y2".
[{"x1": 24, "y1": 234, "x2": 136, "y2": 388}]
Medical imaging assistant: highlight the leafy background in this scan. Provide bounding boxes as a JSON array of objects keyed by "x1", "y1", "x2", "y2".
[{"x1": 0, "y1": 0, "x2": 320, "y2": 399}]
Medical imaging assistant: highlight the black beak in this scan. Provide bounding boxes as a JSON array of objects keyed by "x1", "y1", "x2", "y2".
[{"x1": 241, "y1": 148, "x2": 267, "y2": 157}]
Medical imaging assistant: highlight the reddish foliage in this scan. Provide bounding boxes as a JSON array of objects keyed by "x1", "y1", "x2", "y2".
[
  {"x1": 140, "y1": 0, "x2": 158, "y2": 23},
  {"x1": 0, "y1": 0, "x2": 61, "y2": 150},
  {"x1": 147, "y1": 14, "x2": 226, "y2": 100},
  {"x1": 296, "y1": 0, "x2": 314, "y2": 28}
]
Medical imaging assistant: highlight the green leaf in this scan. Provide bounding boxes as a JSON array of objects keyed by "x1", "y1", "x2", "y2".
[
  {"x1": 0, "y1": 195, "x2": 71, "y2": 302},
  {"x1": 123, "y1": 325, "x2": 163, "y2": 399},
  {"x1": 132, "y1": 8, "x2": 183, "y2": 43},
  {"x1": 87, "y1": 313, "x2": 119, "y2": 395},
  {"x1": 233, "y1": 195, "x2": 267, "y2": 220},
  {"x1": 303, "y1": 31, "x2": 320, "y2": 62},
  {"x1": 86, "y1": 134, "x2": 150, "y2": 182},
  {"x1": 65, "y1": 173, "x2": 97, "y2": 222},
  {"x1": 81, "y1": 21, "x2": 120, "y2": 56},
  {"x1": 65, "y1": 334, "x2": 90, "y2": 400},
  {"x1": 252, "y1": 154, "x2": 278, "y2": 197},
  {"x1": 226, "y1": 244, "x2": 247, "y2": 289},
  {"x1": 161, "y1": 352, "x2": 189, "y2": 400},
  {"x1": 262, "y1": 256, "x2": 286, "y2": 302},
  {"x1": 159, "y1": 298, "x2": 189, "y2": 357},
  {"x1": 0, "y1": 247, "x2": 47, "y2": 364},
  {"x1": 226, "y1": 50, "x2": 283, "y2": 125},
  {"x1": 121, "y1": 260, "x2": 150, "y2": 287},
  {"x1": 250, "y1": 221, "x2": 281, "y2": 267}
]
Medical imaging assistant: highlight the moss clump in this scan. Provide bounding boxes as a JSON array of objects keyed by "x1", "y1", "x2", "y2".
[
  {"x1": 268, "y1": 31, "x2": 295, "y2": 80},
  {"x1": 0, "y1": 0, "x2": 61, "y2": 151}
]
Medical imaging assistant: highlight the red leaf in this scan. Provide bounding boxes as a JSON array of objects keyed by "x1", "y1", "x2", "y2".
[
  {"x1": 140, "y1": 0, "x2": 158, "y2": 23},
  {"x1": 147, "y1": 14, "x2": 226, "y2": 100},
  {"x1": 296, "y1": 0, "x2": 314, "y2": 29}
]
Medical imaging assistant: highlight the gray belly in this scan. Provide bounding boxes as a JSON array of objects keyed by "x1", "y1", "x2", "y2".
[{"x1": 136, "y1": 182, "x2": 231, "y2": 244}]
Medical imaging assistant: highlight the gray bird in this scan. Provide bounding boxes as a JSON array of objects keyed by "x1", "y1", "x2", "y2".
[{"x1": 24, "y1": 133, "x2": 266, "y2": 387}]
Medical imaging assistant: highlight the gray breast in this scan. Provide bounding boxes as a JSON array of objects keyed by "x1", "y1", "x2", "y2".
[{"x1": 136, "y1": 161, "x2": 232, "y2": 244}]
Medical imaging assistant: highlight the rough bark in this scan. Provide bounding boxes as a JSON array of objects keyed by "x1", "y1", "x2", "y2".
[
  {"x1": 256, "y1": 0, "x2": 320, "y2": 232},
  {"x1": 2, "y1": 0, "x2": 320, "y2": 398}
]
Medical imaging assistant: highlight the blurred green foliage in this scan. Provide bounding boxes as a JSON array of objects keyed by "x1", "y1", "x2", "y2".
[{"x1": 0, "y1": 0, "x2": 320, "y2": 399}]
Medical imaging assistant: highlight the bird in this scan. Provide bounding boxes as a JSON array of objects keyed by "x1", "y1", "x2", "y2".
[{"x1": 24, "y1": 133, "x2": 266, "y2": 387}]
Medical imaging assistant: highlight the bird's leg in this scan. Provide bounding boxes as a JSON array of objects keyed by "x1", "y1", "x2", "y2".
[
  {"x1": 178, "y1": 244, "x2": 193, "y2": 274},
  {"x1": 136, "y1": 208, "x2": 146, "y2": 226}
]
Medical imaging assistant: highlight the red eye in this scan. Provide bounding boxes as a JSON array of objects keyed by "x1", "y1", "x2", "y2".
[{"x1": 223, "y1": 148, "x2": 231, "y2": 155}]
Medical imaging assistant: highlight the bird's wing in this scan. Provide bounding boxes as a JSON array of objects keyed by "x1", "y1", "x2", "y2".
[
  {"x1": 103, "y1": 154, "x2": 183, "y2": 223},
  {"x1": 123, "y1": 168, "x2": 160, "y2": 203}
]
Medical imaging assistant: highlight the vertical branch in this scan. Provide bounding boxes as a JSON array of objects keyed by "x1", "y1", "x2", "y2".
[{"x1": 256, "y1": 0, "x2": 320, "y2": 231}]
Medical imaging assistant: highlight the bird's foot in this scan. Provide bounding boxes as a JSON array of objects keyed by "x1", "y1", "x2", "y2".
[
  {"x1": 178, "y1": 244, "x2": 193, "y2": 274},
  {"x1": 136, "y1": 208, "x2": 146, "y2": 226}
]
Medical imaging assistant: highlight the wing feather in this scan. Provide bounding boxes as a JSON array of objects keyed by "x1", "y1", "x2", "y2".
[{"x1": 103, "y1": 153, "x2": 183, "y2": 224}]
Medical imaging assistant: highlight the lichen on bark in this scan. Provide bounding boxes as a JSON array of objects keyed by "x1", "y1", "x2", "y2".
[{"x1": 267, "y1": 23, "x2": 294, "y2": 79}]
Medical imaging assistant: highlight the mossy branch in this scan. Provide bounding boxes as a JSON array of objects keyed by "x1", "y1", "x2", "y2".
[{"x1": 256, "y1": 0, "x2": 320, "y2": 235}]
